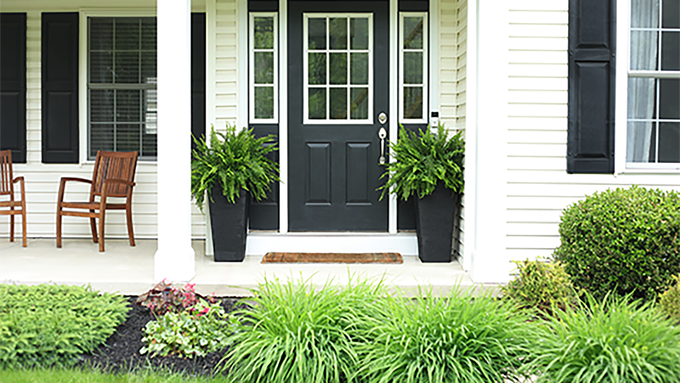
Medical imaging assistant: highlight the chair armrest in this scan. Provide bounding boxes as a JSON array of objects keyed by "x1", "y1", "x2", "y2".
[
  {"x1": 12, "y1": 176, "x2": 26, "y2": 195},
  {"x1": 58, "y1": 177, "x2": 93, "y2": 204},
  {"x1": 60, "y1": 177, "x2": 93, "y2": 185}
]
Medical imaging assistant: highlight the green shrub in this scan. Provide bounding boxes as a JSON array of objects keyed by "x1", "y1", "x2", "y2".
[
  {"x1": 141, "y1": 299, "x2": 234, "y2": 358},
  {"x1": 219, "y1": 276, "x2": 385, "y2": 383},
  {"x1": 526, "y1": 294, "x2": 680, "y2": 383},
  {"x1": 0, "y1": 284, "x2": 130, "y2": 368},
  {"x1": 502, "y1": 258, "x2": 577, "y2": 317},
  {"x1": 353, "y1": 287, "x2": 535, "y2": 383},
  {"x1": 554, "y1": 186, "x2": 680, "y2": 301},
  {"x1": 658, "y1": 274, "x2": 680, "y2": 324}
]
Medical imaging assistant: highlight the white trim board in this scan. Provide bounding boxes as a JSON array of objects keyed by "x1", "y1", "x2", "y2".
[{"x1": 246, "y1": 232, "x2": 418, "y2": 255}]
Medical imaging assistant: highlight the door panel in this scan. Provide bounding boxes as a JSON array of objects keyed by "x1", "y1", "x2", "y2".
[{"x1": 289, "y1": 0, "x2": 389, "y2": 232}]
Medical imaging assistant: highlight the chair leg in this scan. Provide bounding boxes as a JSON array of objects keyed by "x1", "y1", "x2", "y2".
[
  {"x1": 126, "y1": 207, "x2": 135, "y2": 247},
  {"x1": 90, "y1": 213, "x2": 98, "y2": 243},
  {"x1": 99, "y1": 211, "x2": 106, "y2": 252},
  {"x1": 21, "y1": 209, "x2": 27, "y2": 248},
  {"x1": 56, "y1": 210, "x2": 62, "y2": 248},
  {"x1": 10, "y1": 211, "x2": 15, "y2": 242}
]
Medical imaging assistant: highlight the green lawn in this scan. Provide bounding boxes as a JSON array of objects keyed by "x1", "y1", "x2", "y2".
[{"x1": 0, "y1": 368, "x2": 225, "y2": 383}]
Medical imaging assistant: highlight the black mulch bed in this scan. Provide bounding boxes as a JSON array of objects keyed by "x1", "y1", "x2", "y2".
[{"x1": 76, "y1": 296, "x2": 241, "y2": 377}]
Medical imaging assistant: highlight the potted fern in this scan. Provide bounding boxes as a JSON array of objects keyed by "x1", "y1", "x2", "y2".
[
  {"x1": 379, "y1": 123, "x2": 464, "y2": 262},
  {"x1": 191, "y1": 123, "x2": 279, "y2": 262}
]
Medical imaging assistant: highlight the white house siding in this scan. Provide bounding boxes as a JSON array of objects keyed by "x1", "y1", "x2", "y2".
[
  {"x1": 0, "y1": 0, "x2": 208, "y2": 241},
  {"x1": 506, "y1": 0, "x2": 680, "y2": 267},
  {"x1": 213, "y1": 0, "x2": 239, "y2": 128},
  {"x1": 438, "y1": 0, "x2": 466, "y2": 260}
]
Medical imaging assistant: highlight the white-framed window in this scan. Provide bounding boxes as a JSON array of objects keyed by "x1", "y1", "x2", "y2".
[
  {"x1": 87, "y1": 16, "x2": 157, "y2": 160},
  {"x1": 250, "y1": 13, "x2": 278, "y2": 123},
  {"x1": 303, "y1": 13, "x2": 373, "y2": 124},
  {"x1": 619, "y1": 0, "x2": 680, "y2": 170},
  {"x1": 399, "y1": 12, "x2": 428, "y2": 123}
]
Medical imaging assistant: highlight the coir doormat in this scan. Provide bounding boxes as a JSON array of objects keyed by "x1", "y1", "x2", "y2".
[{"x1": 262, "y1": 252, "x2": 403, "y2": 264}]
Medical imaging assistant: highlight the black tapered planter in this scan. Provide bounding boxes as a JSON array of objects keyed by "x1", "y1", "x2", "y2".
[
  {"x1": 414, "y1": 182, "x2": 458, "y2": 263},
  {"x1": 208, "y1": 185, "x2": 249, "y2": 262}
]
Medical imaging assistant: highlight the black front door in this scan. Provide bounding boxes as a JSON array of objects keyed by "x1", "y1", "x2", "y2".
[{"x1": 288, "y1": 0, "x2": 389, "y2": 231}]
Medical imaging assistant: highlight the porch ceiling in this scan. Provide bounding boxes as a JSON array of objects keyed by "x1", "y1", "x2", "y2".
[{"x1": 0, "y1": 238, "x2": 481, "y2": 297}]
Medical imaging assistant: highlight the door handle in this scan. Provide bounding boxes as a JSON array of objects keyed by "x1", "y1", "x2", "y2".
[
  {"x1": 378, "y1": 112, "x2": 388, "y2": 165},
  {"x1": 378, "y1": 127, "x2": 387, "y2": 165}
]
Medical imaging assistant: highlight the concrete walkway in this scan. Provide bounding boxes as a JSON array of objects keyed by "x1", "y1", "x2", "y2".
[{"x1": 0, "y1": 238, "x2": 482, "y2": 296}]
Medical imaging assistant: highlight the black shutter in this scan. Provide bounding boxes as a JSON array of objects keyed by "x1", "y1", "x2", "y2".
[
  {"x1": 567, "y1": 0, "x2": 616, "y2": 173},
  {"x1": 191, "y1": 13, "x2": 206, "y2": 151},
  {"x1": 0, "y1": 13, "x2": 27, "y2": 163},
  {"x1": 42, "y1": 13, "x2": 79, "y2": 164}
]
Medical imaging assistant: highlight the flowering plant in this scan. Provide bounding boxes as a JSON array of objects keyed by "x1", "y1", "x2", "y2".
[
  {"x1": 140, "y1": 298, "x2": 235, "y2": 358},
  {"x1": 136, "y1": 280, "x2": 216, "y2": 316}
]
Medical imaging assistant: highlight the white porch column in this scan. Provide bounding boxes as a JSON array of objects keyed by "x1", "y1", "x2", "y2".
[
  {"x1": 469, "y1": 0, "x2": 509, "y2": 284},
  {"x1": 155, "y1": 0, "x2": 196, "y2": 281}
]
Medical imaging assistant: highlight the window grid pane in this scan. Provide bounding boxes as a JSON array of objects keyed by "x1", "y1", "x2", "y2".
[
  {"x1": 88, "y1": 17, "x2": 157, "y2": 160},
  {"x1": 628, "y1": 1, "x2": 680, "y2": 164},
  {"x1": 304, "y1": 14, "x2": 372, "y2": 123}
]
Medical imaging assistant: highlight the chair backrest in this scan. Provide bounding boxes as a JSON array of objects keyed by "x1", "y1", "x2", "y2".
[
  {"x1": 0, "y1": 150, "x2": 15, "y2": 198},
  {"x1": 90, "y1": 151, "x2": 139, "y2": 198}
]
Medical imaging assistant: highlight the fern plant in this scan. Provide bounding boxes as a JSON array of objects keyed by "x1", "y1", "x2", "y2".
[
  {"x1": 191, "y1": 123, "x2": 279, "y2": 211},
  {"x1": 379, "y1": 123, "x2": 464, "y2": 200}
]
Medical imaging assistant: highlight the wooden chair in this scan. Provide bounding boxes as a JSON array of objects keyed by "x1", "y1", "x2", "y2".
[
  {"x1": 57, "y1": 150, "x2": 139, "y2": 252},
  {"x1": 0, "y1": 150, "x2": 27, "y2": 247}
]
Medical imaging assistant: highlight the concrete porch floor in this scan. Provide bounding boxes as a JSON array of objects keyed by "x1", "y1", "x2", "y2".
[{"x1": 0, "y1": 238, "x2": 480, "y2": 297}]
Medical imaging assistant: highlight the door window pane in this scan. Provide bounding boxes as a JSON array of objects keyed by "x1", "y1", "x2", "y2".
[
  {"x1": 308, "y1": 18, "x2": 326, "y2": 50},
  {"x1": 403, "y1": 52, "x2": 423, "y2": 84},
  {"x1": 309, "y1": 88, "x2": 326, "y2": 119},
  {"x1": 350, "y1": 88, "x2": 369, "y2": 119},
  {"x1": 350, "y1": 53, "x2": 368, "y2": 84},
  {"x1": 308, "y1": 53, "x2": 327, "y2": 85},
  {"x1": 329, "y1": 18, "x2": 348, "y2": 49},
  {"x1": 330, "y1": 53, "x2": 348, "y2": 84},
  {"x1": 350, "y1": 18, "x2": 368, "y2": 49},
  {"x1": 330, "y1": 88, "x2": 347, "y2": 119}
]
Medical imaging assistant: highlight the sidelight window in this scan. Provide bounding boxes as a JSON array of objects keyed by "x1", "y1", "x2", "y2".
[
  {"x1": 399, "y1": 13, "x2": 428, "y2": 123},
  {"x1": 250, "y1": 13, "x2": 278, "y2": 122}
]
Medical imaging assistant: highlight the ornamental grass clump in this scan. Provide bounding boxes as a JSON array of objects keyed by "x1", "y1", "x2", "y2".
[
  {"x1": 553, "y1": 186, "x2": 680, "y2": 301},
  {"x1": 0, "y1": 284, "x2": 130, "y2": 368},
  {"x1": 219, "y1": 275, "x2": 385, "y2": 383},
  {"x1": 353, "y1": 286, "x2": 535, "y2": 383},
  {"x1": 502, "y1": 258, "x2": 577, "y2": 318},
  {"x1": 526, "y1": 294, "x2": 680, "y2": 383}
]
